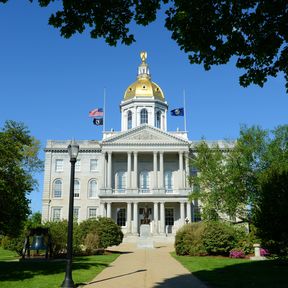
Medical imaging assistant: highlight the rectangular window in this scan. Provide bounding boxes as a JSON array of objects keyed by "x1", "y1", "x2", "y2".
[
  {"x1": 75, "y1": 159, "x2": 81, "y2": 172},
  {"x1": 116, "y1": 171, "x2": 126, "y2": 193},
  {"x1": 55, "y1": 159, "x2": 63, "y2": 172},
  {"x1": 165, "y1": 208, "x2": 174, "y2": 226},
  {"x1": 74, "y1": 180, "x2": 80, "y2": 198},
  {"x1": 88, "y1": 208, "x2": 97, "y2": 219},
  {"x1": 164, "y1": 171, "x2": 173, "y2": 193},
  {"x1": 52, "y1": 208, "x2": 61, "y2": 221},
  {"x1": 116, "y1": 208, "x2": 126, "y2": 226},
  {"x1": 90, "y1": 159, "x2": 98, "y2": 171},
  {"x1": 73, "y1": 207, "x2": 79, "y2": 221},
  {"x1": 193, "y1": 200, "x2": 201, "y2": 222}
]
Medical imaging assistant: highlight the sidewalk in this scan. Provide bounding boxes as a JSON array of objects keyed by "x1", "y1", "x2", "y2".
[{"x1": 83, "y1": 242, "x2": 207, "y2": 288}]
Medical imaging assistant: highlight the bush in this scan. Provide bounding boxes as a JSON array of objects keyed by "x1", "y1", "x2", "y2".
[
  {"x1": 175, "y1": 222, "x2": 206, "y2": 256},
  {"x1": 229, "y1": 248, "x2": 245, "y2": 258},
  {"x1": 84, "y1": 233, "x2": 100, "y2": 254},
  {"x1": 0, "y1": 212, "x2": 44, "y2": 256},
  {"x1": 236, "y1": 227, "x2": 259, "y2": 255},
  {"x1": 202, "y1": 221, "x2": 239, "y2": 256},
  {"x1": 44, "y1": 220, "x2": 81, "y2": 257},
  {"x1": 78, "y1": 217, "x2": 123, "y2": 251},
  {"x1": 2, "y1": 217, "x2": 123, "y2": 258},
  {"x1": 1, "y1": 233, "x2": 25, "y2": 256},
  {"x1": 96, "y1": 217, "x2": 123, "y2": 249},
  {"x1": 260, "y1": 248, "x2": 269, "y2": 256}
]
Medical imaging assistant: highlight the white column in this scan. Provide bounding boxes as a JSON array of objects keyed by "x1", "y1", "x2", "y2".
[
  {"x1": 101, "y1": 152, "x2": 106, "y2": 188},
  {"x1": 107, "y1": 202, "x2": 111, "y2": 218},
  {"x1": 186, "y1": 201, "x2": 192, "y2": 223},
  {"x1": 133, "y1": 107, "x2": 137, "y2": 128},
  {"x1": 180, "y1": 202, "x2": 185, "y2": 225},
  {"x1": 107, "y1": 152, "x2": 112, "y2": 189},
  {"x1": 160, "y1": 202, "x2": 165, "y2": 234},
  {"x1": 133, "y1": 202, "x2": 138, "y2": 235},
  {"x1": 137, "y1": 109, "x2": 141, "y2": 126},
  {"x1": 153, "y1": 151, "x2": 158, "y2": 189},
  {"x1": 159, "y1": 152, "x2": 164, "y2": 188},
  {"x1": 154, "y1": 202, "x2": 159, "y2": 235},
  {"x1": 100, "y1": 202, "x2": 106, "y2": 217},
  {"x1": 134, "y1": 152, "x2": 138, "y2": 188},
  {"x1": 127, "y1": 152, "x2": 132, "y2": 189},
  {"x1": 185, "y1": 152, "x2": 190, "y2": 188},
  {"x1": 127, "y1": 202, "x2": 132, "y2": 234},
  {"x1": 179, "y1": 152, "x2": 184, "y2": 188}
]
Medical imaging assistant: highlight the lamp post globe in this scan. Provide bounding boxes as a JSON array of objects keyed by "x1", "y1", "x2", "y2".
[{"x1": 61, "y1": 140, "x2": 79, "y2": 288}]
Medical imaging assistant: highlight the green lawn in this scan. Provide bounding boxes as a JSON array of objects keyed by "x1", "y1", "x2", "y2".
[
  {"x1": 0, "y1": 247, "x2": 119, "y2": 288},
  {"x1": 0, "y1": 247, "x2": 18, "y2": 261},
  {"x1": 172, "y1": 253, "x2": 288, "y2": 288}
]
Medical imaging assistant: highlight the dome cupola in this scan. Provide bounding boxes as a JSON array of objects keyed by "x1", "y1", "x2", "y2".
[
  {"x1": 124, "y1": 51, "x2": 165, "y2": 101},
  {"x1": 120, "y1": 51, "x2": 168, "y2": 132}
]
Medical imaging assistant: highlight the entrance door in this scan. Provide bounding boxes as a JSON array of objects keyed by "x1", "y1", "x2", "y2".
[
  {"x1": 139, "y1": 207, "x2": 152, "y2": 224},
  {"x1": 165, "y1": 208, "x2": 174, "y2": 234}
]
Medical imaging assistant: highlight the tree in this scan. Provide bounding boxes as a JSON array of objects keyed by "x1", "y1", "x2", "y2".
[
  {"x1": 190, "y1": 124, "x2": 288, "y2": 222},
  {"x1": 0, "y1": 121, "x2": 43, "y2": 237},
  {"x1": 254, "y1": 169, "x2": 288, "y2": 258},
  {"x1": 1, "y1": 0, "x2": 287, "y2": 91},
  {"x1": 25, "y1": 212, "x2": 42, "y2": 229}
]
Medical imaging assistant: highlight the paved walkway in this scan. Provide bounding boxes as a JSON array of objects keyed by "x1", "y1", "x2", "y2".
[{"x1": 83, "y1": 242, "x2": 207, "y2": 288}]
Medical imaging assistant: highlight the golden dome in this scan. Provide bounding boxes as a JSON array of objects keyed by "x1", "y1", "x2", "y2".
[{"x1": 124, "y1": 51, "x2": 165, "y2": 101}]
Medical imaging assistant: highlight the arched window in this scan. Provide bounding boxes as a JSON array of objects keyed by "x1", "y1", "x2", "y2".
[
  {"x1": 116, "y1": 171, "x2": 126, "y2": 192},
  {"x1": 140, "y1": 171, "x2": 150, "y2": 193},
  {"x1": 88, "y1": 179, "x2": 97, "y2": 198},
  {"x1": 164, "y1": 171, "x2": 173, "y2": 193},
  {"x1": 155, "y1": 111, "x2": 161, "y2": 128},
  {"x1": 53, "y1": 179, "x2": 62, "y2": 198},
  {"x1": 74, "y1": 179, "x2": 80, "y2": 198},
  {"x1": 140, "y1": 108, "x2": 148, "y2": 124},
  {"x1": 127, "y1": 110, "x2": 132, "y2": 129}
]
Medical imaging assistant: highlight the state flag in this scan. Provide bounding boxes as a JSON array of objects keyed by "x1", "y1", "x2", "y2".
[
  {"x1": 170, "y1": 108, "x2": 184, "y2": 116},
  {"x1": 89, "y1": 108, "x2": 103, "y2": 117},
  {"x1": 93, "y1": 118, "x2": 103, "y2": 126}
]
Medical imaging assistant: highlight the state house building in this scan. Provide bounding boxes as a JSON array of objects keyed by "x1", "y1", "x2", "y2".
[{"x1": 42, "y1": 52, "x2": 204, "y2": 239}]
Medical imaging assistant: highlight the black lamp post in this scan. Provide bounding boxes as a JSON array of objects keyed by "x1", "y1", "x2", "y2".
[{"x1": 61, "y1": 140, "x2": 79, "y2": 288}]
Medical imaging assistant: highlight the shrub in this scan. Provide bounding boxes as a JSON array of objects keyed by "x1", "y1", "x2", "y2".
[
  {"x1": 229, "y1": 248, "x2": 245, "y2": 258},
  {"x1": 44, "y1": 220, "x2": 81, "y2": 257},
  {"x1": 260, "y1": 248, "x2": 269, "y2": 256},
  {"x1": 202, "y1": 221, "x2": 239, "y2": 256},
  {"x1": 236, "y1": 226, "x2": 259, "y2": 255},
  {"x1": 78, "y1": 217, "x2": 123, "y2": 251},
  {"x1": 175, "y1": 222, "x2": 206, "y2": 256},
  {"x1": 84, "y1": 232, "x2": 100, "y2": 254},
  {"x1": 1, "y1": 233, "x2": 25, "y2": 256},
  {"x1": 96, "y1": 217, "x2": 123, "y2": 248}
]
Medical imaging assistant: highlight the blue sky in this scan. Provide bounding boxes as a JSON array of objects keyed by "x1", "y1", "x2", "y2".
[{"x1": 1, "y1": 2, "x2": 287, "y2": 213}]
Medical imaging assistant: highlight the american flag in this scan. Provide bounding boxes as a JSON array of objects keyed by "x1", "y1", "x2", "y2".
[{"x1": 89, "y1": 108, "x2": 103, "y2": 117}]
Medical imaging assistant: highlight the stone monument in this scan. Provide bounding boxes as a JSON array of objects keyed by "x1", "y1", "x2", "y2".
[{"x1": 138, "y1": 206, "x2": 154, "y2": 248}]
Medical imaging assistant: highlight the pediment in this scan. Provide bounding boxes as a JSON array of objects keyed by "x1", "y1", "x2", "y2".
[{"x1": 102, "y1": 125, "x2": 189, "y2": 146}]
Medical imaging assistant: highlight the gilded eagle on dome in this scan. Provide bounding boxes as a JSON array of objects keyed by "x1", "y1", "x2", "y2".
[{"x1": 124, "y1": 51, "x2": 165, "y2": 101}]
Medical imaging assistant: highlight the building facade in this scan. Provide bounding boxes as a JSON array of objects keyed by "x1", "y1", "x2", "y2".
[{"x1": 42, "y1": 52, "x2": 199, "y2": 239}]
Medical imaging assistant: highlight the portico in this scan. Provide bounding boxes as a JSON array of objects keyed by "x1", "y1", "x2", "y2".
[
  {"x1": 98, "y1": 198, "x2": 193, "y2": 236},
  {"x1": 101, "y1": 148, "x2": 190, "y2": 193}
]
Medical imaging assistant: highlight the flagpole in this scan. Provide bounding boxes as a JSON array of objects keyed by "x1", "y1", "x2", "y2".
[
  {"x1": 103, "y1": 87, "x2": 106, "y2": 133},
  {"x1": 183, "y1": 89, "x2": 187, "y2": 131}
]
